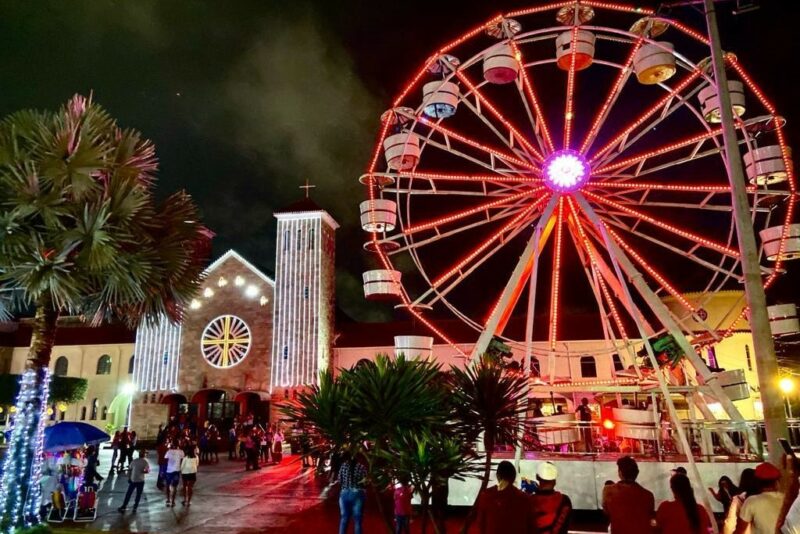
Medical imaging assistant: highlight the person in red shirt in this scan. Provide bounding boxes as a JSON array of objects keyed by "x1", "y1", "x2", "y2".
[
  {"x1": 393, "y1": 478, "x2": 414, "y2": 534},
  {"x1": 475, "y1": 461, "x2": 535, "y2": 534},
  {"x1": 656, "y1": 473, "x2": 711, "y2": 534},
  {"x1": 529, "y1": 461, "x2": 572, "y2": 534}
]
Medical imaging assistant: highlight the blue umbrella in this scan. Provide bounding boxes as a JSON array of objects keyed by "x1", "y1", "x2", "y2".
[{"x1": 43, "y1": 422, "x2": 110, "y2": 452}]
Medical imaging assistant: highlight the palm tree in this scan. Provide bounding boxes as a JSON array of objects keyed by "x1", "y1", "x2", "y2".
[
  {"x1": 449, "y1": 355, "x2": 529, "y2": 497},
  {"x1": 0, "y1": 95, "x2": 210, "y2": 530}
]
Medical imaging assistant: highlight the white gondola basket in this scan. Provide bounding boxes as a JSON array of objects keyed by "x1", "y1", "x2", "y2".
[
  {"x1": 383, "y1": 132, "x2": 420, "y2": 172},
  {"x1": 697, "y1": 80, "x2": 746, "y2": 123},
  {"x1": 362, "y1": 269, "x2": 402, "y2": 300},
  {"x1": 422, "y1": 80, "x2": 460, "y2": 119},
  {"x1": 483, "y1": 43, "x2": 519, "y2": 84},
  {"x1": 768, "y1": 303, "x2": 800, "y2": 337},
  {"x1": 633, "y1": 42, "x2": 676, "y2": 85},
  {"x1": 555, "y1": 30, "x2": 596, "y2": 71},
  {"x1": 714, "y1": 369, "x2": 750, "y2": 401},
  {"x1": 760, "y1": 224, "x2": 800, "y2": 261},
  {"x1": 359, "y1": 199, "x2": 397, "y2": 233},
  {"x1": 394, "y1": 335, "x2": 434, "y2": 359},
  {"x1": 744, "y1": 145, "x2": 791, "y2": 185}
]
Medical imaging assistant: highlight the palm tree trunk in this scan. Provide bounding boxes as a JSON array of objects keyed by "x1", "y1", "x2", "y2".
[{"x1": 0, "y1": 303, "x2": 58, "y2": 530}]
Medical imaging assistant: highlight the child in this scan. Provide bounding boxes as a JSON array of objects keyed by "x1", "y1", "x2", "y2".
[{"x1": 394, "y1": 479, "x2": 414, "y2": 534}]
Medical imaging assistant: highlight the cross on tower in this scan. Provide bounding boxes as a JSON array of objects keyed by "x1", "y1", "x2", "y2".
[{"x1": 299, "y1": 179, "x2": 316, "y2": 198}]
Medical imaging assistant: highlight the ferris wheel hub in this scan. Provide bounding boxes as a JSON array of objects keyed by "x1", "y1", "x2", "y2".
[{"x1": 543, "y1": 150, "x2": 590, "y2": 192}]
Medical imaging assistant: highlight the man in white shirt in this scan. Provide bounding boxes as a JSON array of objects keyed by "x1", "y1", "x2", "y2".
[
  {"x1": 735, "y1": 462, "x2": 784, "y2": 534},
  {"x1": 163, "y1": 442, "x2": 184, "y2": 507}
]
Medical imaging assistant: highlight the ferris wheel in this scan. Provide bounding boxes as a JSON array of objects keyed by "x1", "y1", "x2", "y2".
[{"x1": 358, "y1": 1, "x2": 798, "y2": 407}]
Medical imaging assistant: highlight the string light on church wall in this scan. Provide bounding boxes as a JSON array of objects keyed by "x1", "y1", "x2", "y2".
[
  {"x1": 0, "y1": 367, "x2": 51, "y2": 531},
  {"x1": 133, "y1": 316, "x2": 182, "y2": 392}
]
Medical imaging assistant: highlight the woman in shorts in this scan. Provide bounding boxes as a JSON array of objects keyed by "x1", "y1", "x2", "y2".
[{"x1": 180, "y1": 448, "x2": 199, "y2": 506}]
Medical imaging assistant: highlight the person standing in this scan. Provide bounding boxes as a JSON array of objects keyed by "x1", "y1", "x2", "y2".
[
  {"x1": 393, "y1": 478, "x2": 414, "y2": 534},
  {"x1": 656, "y1": 473, "x2": 711, "y2": 534},
  {"x1": 228, "y1": 427, "x2": 237, "y2": 461},
  {"x1": 734, "y1": 462, "x2": 783, "y2": 534},
  {"x1": 474, "y1": 461, "x2": 535, "y2": 534},
  {"x1": 180, "y1": 448, "x2": 199, "y2": 506},
  {"x1": 602, "y1": 456, "x2": 655, "y2": 534},
  {"x1": 109, "y1": 431, "x2": 121, "y2": 475},
  {"x1": 709, "y1": 475, "x2": 738, "y2": 517},
  {"x1": 576, "y1": 398, "x2": 594, "y2": 452},
  {"x1": 117, "y1": 449, "x2": 150, "y2": 514},
  {"x1": 164, "y1": 441, "x2": 185, "y2": 507},
  {"x1": 338, "y1": 455, "x2": 368, "y2": 534},
  {"x1": 83, "y1": 445, "x2": 104, "y2": 487},
  {"x1": 723, "y1": 468, "x2": 758, "y2": 534},
  {"x1": 126, "y1": 431, "x2": 137, "y2": 468},
  {"x1": 529, "y1": 462, "x2": 572, "y2": 534},
  {"x1": 272, "y1": 428, "x2": 284, "y2": 464},
  {"x1": 117, "y1": 428, "x2": 131, "y2": 472}
]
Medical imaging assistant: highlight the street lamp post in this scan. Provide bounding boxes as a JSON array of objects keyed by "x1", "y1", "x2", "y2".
[{"x1": 702, "y1": 0, "x2": 789, "y2": 464}]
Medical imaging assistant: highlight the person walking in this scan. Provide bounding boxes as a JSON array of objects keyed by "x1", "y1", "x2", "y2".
[
  {"x1": 474, "y1": 460, "x2": 535, "y2": 534},
  {"x1": 529, "y1": 462, "x2": 572, "y2": 534},
  {"x1": 709, "y1": 475, "x2": 738, "y2": 517},
  {"x1": 164, "y1": 441, "x2": 185, "y2": 507},
  {"x1": 656, "y1": 473, "x2": 711, "y2": 533},
  {"x1": 117, "y1": 449, "x2": 150, "y2": 514},
  {"x1": 83, "y1": 445, "x2": 104, "y2": 487},
  {"x1": 393, "y1": 478, "x2": 414, "y2": 534},
  {"x1": 723, "y1": 468, "x2": 758, "y2": 534},
  {"x1": 180, "y1": 448, "x2": 199, "y2": 506},
  {"x1": 602, "y1": 456, "x2": 655, "y2": 534},
  {"x1": 338, "y1": 455, "x2": 368, "y2": 534},
  {"x1": 109, "y1": 431, "x2": 121, "y2": 475},
  {"x1": 117, "y1": 428, "x2": 131, "y2": 472},
  {"x1": 734, "y1": 462, "x2": 784, "y2": 534}
]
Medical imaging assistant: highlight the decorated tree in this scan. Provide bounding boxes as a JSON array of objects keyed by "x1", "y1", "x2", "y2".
[{"x1": 0, "y1": 95, "x2": 210, "y2": 530}]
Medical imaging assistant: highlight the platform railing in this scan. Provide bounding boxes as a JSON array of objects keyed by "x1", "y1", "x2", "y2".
[{"x1": 499, "y1": 416, "x2": 800, "y2": 462}]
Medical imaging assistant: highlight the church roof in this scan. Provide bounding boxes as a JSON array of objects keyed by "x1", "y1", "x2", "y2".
[
  {"x1": 204, "y1": 249, "x2": 275, "y2": 285},
  {"x1": 274, "y1": 196, "x2": 339, "y2": 229}
]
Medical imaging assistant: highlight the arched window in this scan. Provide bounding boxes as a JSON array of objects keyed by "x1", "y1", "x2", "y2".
[
  {"x1": 530, "y1": 357, "x2": 541, "y2": 377},
  {"x1": 612, "y1": 354, "x2": 625, "y2": 372},
  {"x1": 90, "y1": 398, "x2": 99, "y2": 420},
  {"x1": 80, "y1": 406, "x2": 87, "y2": 420},
  {"x1": 128, "y1": 355, "x2": 135, "y2": 374},
  {"x1": 49, "y1": 404, "x2": 57, "y2": 421},
  {"x1": 580, "y1": 355, "x2": 598, "y2": 378},
  {"x1": 54, "y1": 356, "x2": 69, "y2": 377},
  {"x1": 60, "y1": 409, "x2": 66, "y2": 421},
  {"x1": 96, "y1": 355, "x2": 112, "y2": 375},
  {"x1": 102, "y1": 406, "x2": 108, "y2": 420}
]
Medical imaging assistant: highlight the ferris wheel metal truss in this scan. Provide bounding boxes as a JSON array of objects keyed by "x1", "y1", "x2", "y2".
[{"x1": 359, "y1": 1, "x2": 797, "y2": 439}]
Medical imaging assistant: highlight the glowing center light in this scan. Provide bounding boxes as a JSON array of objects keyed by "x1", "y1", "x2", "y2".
[{"x1": 544, "y1": 150, "x2": 590, "y2": 192}]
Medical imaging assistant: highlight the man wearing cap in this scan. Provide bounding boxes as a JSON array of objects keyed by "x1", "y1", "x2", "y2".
[
  {"x1": 475, "y1": 460, "x2": 535, "y2": 534},
  {"x1": 735, "y1": 462, "x2": 784, "y2": 534},
  {"x1": 602, "y1": 456, "x2": 655, "y2": 534},
  {"x1": 530, "y1": 461, "x2": 572, "y2": 534}
]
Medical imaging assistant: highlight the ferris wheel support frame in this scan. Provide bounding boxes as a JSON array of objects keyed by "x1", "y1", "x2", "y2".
[{"x1": 703, "y1": 0, "x2": 788, "y2": 465}]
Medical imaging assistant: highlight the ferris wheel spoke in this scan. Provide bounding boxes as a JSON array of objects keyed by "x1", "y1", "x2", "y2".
[
  {"x1": 594, "y1": 128, "x2": 723, "y2": 176},
  {"x1": 415, "y1": 117, "x2": 538, "y2": 171},
  {"x1": 455, "y1": 70, "x2": 545, "y2": 162},
  {"x1": 418, "y1": 135, "x2": 536, "y2": 177},
  {"x1": 596, "y1": 213, "x2": 745, "y2": 282},
  {"x1": 368, "y1": 171, "x2": 540, "y2": 184},
  {"x1": 563, "y1": 28, "x2": 581, "y2": 150},
  {"x1": 509, "y1": 40, "x2": 556, "y2": 153},
  {"x1": 432, "y1": 195, "x2": 549, "y2": 288},
  {"x1": 585, "y1": 190, "x2": 740, "y2": 258},
  {"x1": 589, "y1": 181, "x2": 735, "y2": 194},
  {"x1": 579, "y1": 38, "x2": 644, "y2": 155},
  {"x1": 396, "y1": 204, "x2": 529, "y2": 255},
  {"x1": 590, "y1": 69, "x2": 704, "y2": 165},
  {"x1": 549, "y1": 197, "x2": 565, "y2": 349},
  {"x1": 403, "y1": 188, "x2": 543, "y2": 235}
]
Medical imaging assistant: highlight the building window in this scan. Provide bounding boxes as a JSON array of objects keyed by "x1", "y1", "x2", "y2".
[
  {"x1": 580, "y1": 356, "x2": 597, "y2": 378},
  {"x1": 96, "y1": 355, "x2": 112, "y2": 375},
  {"x1": 745, "y1": 345, "x2": 752, "y2": 371},
  {"x1": 54, "y1": 356, "x2": 69, "y2": 377},
  {"x1": 297, "y1": 229, "x2": 302, "y2": 250},
  {"x1": 102, "y1": 406, "x2": 108, "y2": 420},
  {"x1": 309, "y1": 229, "x2": 315, "y2": 250},
  {"x1": 284, "y1": 230, "x2": 289, "y2": 251},
  {"x1": 60, "y1": 410, "x2": 66, "y2": 421},
  {"x1": 612, "y1": 354, "x2": 625, "y2": 372},
  {"x1": 90, "y1": 398, "x2": 99, "y2": 420},
  {"x1": 50, "y1": 404, "x2": 57, "y2": 421},
  {"x1": 304, "y1": 286, "x2": 309, "y2": 299},
  {"x1": 80, "y1": 407, "x2": 87, "y2": 421},
  {"x1": 530, "y1": 357, "x2": 541, "y2": 377},
  {"x1": 283, "y1": 346, "x2": 288, "y2": 360},
  {"x1": 128, "y1": 355, "x2": 135, "y2": 374}
]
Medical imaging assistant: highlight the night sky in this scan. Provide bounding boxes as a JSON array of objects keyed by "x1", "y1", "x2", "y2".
[{"x1": 2, "y1": 0, "x2": 798, "y2": 323}]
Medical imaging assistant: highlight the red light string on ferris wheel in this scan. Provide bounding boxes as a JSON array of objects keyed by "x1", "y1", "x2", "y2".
[
  {"x1": 580, "y1": 37, "x2": 644, "y2": 155},
  {"x1": 549, "y1": 197, "x2": 566, "y2": 350},
  {"x1": 564, "y1": 27, "x2": 580, "y2": 150},
  {"x1": 454, "y1": 70, "x2": 545, "y2": 162},
  {"x1": 581, "y1": 1, "x2": 655, "y2": 15},
  {"x1": 509, "y1": 40, "x2": 556, "y2": 154},
  {"x1": 417, "y1": 117, "x2": 538, "y2": 171},
  {"x1": 386, "y1": 171, "x2": 541, "y2": 184},
  {"x1": 605, "y1": 225, "x2": 697, "y2": 313},
  {"x1": 593, "y1": 128, "x2": 723, "y2": 175},
  {"x1": 433, "y1": 195, "x2": 549, "y2": 288},
  {"x1": 588, "y1": 181, "x2": 741, "y2": 193},
  {"x1": 590, "y1": 69, "x2": 704, "y2": 164},
  {"x1": 566, "y1": 197, "x2": 631, "y2": 341},
  {"x1": 403, "y1": 188, "x2": 543, "y2": 235},
  {"x1": 583, "y1": 190, "x2": 741, "y2": 258}
]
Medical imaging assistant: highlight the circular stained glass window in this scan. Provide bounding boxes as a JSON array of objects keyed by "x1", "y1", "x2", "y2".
[{"x1": 201, "y1": 315, "x2": 251, "y2": 369}]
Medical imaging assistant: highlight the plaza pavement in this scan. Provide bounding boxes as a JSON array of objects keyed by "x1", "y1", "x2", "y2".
[{"x1": 49, "y1": 448, "x2": 606, "y2": 533}]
